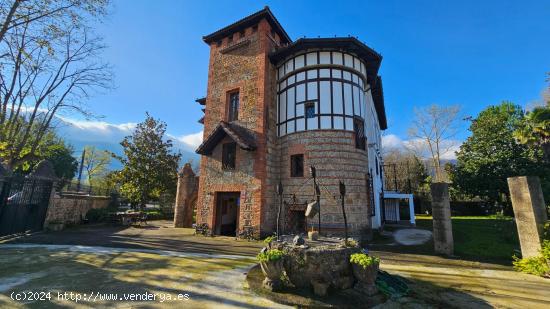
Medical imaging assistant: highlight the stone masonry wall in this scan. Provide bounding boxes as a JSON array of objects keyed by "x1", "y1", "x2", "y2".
[
  {"x1": 196, "y1": 18, "x2": 282, "y2": 237},
  {"x1": 45, "y1": 194, "x2": 110, "y2": 227},
  {"x1": 278, "y1": 130, "x2": 371, "y2": 236}
]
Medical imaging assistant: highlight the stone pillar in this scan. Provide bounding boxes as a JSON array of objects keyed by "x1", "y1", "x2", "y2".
[
  {"x1": 30, "y1": 160, "x2": 59, "y2": 229},
  {"x1": 507, "y1": 176, "x2": 548, "y2": 258},
  {"x1": 173, "y1": 163, "x2": 198, "y2": 228},
  {"x1": 431, "y1": 183, "x2": 454, "y2": 255}
]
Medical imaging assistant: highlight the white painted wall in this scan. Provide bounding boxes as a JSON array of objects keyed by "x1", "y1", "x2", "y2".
[{"x1": 364, "y1": 89, "x2": 384, "y2": 229}]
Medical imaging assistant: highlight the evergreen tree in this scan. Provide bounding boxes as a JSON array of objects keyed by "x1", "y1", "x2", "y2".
[
  {"x1": 450, "y1": 102, "x2": 549, "y2": 213},
  {"x1": 115, "y1": 113, "x2": 181, "y2": 208}
]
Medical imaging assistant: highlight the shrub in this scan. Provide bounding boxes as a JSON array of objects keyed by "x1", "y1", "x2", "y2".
[
  {"x1": 263, "y1": 235, "x2": 276, "y2": 245},
  {"x1": 257, "y1": 249, "x2": 285, "y2": 263},
  {"x1": 513, "y1": 240, "x2": 550, "y2": 278},
  {"x1": 543, "y1": 222, "x2": 550, "y2": 241},
  {"x1": 143, "y1": 209, "x2": 164, "y2": 220},
  {"x1": 344, "y1": 239, "x2": 359, "y2": 247},
  {"x1": 542, "y1": 240, "x2": 550, "y2": 260},
  {"x1": 350, "y1": 253, "x2": 380, "y2": 269},
  {"x1": 86, "y1": 208, "x2": 111, "y2": 222}
]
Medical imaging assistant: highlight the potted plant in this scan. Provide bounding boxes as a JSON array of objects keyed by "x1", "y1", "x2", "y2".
[
  {"x1": 350, "y1": 252, "x2": 380, "y2": 295},
  {"x1": 257, "y1": 248, "x2": 285, "y2": 291}
]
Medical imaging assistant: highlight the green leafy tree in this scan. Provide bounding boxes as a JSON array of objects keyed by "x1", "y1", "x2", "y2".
[
  {"x1": 82, "y1": 145, "x2": 111, "y2": 188},
  {"x1": 2, "y1": 116, "x2": 76, "y2": 180},
  {"x1": 513, "y1": 106, "x2": 550, "y2": 162},
  {"x1": 115, "y1": 113, "x2": 181, "y2": 208},
  {"x1": 8, "y1": 121, "x2": 77, "y2": 180},
  {"x1": 450, "y1": 102, "x2": 549, "y2": 213},
  {"x1": 44, "y1": 141, "x2": 79, "y2": 182},
  {"x1": 513, "y1": 75, "x2": 550, "y2": 162}
]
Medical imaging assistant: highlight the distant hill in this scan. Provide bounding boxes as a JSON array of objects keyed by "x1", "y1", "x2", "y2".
[{"x1": 54, "y1": 117, "x2": 200, "y2": 171}]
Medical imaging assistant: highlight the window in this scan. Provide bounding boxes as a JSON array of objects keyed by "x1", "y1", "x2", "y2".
[
  {"x1": 239, "y1": 30, "x2": 245, "y2": 38},
  {"x1": 228, "y1": 92, "x2": 239, "y2": 121},
  {"x1": 305, "y1": 102, "x2": 315, "y2": 119},
  {"x1": 216, "y1": 40, "x2": 222, "y2": 47},
  {"x1": 222, "y1": 143, "x2": 236, "y2": 170},
  {"x1": 290, "y1": 154, "x2": 304, "y2": 177},
  {"x1": 354, "y1": 118, "x2": 365, "y2": 150},
  {"x1": 252, "y1": 25, "x2": 258, "y2": 33}
]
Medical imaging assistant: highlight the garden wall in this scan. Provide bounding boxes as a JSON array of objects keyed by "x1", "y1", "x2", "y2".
[{"x1": 44, "y1": 194, "x2": 111, "y2": 227}]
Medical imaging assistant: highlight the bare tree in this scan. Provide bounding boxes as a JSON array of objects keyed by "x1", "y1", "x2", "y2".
[
  {"x1": 407, "y1": 104, "x2": 461, "y2": 182},
  {"x1": 0, "y1": 0, "x2": 111, "y2": 168},
  {"x1": 0, "y1": 0, "x2": 108, "y2": 45}
]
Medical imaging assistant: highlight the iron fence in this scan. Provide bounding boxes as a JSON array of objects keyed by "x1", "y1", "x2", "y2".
[
  {"x1": 58, "y1": 180, "x2": 115, "y2": 196},
  {"x1": 0, "y1": 175, "x2": 53, "y2": 236}
]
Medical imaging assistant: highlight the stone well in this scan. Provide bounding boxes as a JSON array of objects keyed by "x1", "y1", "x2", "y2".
[{"x1": 274, "y1": 236, "x2": 361, "y2": 292}]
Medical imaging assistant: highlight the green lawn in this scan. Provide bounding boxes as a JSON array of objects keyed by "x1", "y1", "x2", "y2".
[{"x1": 415, "y1": 215, "x2": 520, "y2": 262}]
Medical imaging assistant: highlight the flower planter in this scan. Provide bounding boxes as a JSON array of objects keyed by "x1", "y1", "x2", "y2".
[
  {"x1": 260, "y1": 259, "x2": 284, "y2": 291},
  {"x1": 352, "y1": 262, "x2": 379, "y2": 296}
]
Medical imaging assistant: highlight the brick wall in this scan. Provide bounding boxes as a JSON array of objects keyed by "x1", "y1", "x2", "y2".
[{"x1": 196, "y1": 18, "x2": 281, "y2": 237}]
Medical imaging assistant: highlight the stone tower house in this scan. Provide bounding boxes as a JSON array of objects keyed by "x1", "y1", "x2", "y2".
[{"x1": 190, "y1": 7, "x2": 387, "y2": 238}]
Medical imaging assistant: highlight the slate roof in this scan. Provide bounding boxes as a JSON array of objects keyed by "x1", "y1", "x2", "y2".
[{"x1": 196, "y1": 121, "x2": 257, "y2": 155}]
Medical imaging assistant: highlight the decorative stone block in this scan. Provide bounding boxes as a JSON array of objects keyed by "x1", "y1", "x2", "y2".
[
  {"x1": 507, "y1": 176, "x2": 548, "y2": 258},
  {"x1": 430, "y1": 183, "x2": 454, "y2": 256}
]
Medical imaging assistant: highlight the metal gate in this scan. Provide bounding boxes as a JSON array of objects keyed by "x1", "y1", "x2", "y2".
[{"x1": 0, "y1": 176, "x2": 53, "y2": 236}]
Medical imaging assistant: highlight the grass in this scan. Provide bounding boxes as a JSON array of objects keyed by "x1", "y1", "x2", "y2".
[{"x1": 415, "y1": 214, "x2": 520, "y2": 262}]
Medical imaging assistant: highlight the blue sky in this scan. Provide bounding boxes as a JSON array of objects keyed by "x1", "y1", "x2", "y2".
[{"x1": 59, "y1": 0, "x2": 550, "y2": 158}]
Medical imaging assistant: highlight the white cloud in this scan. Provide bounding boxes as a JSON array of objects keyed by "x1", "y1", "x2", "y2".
[
  {"x1": 171, "y1": 131, "x2": 203, "y2": 151},
  {"x1": 382, "y1": 134, "x2": 405, "y2": 149},
  {"x1": 51, "y1": 115, "x2": 200, "y2": 160},
  {"x1": 54, "y1": 116, "x2": 136, "y2": 144},
  {"x1": 382, "y1": 134, "x2": 461, "y2": 160}
]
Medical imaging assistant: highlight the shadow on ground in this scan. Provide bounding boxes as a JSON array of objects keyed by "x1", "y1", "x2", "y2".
[
  {"x1": 2, "y1": 220, "x2": 263, "y2": 256},
  {"x1": 0, "y1": 247, "x2": 278, "y2": 308}
]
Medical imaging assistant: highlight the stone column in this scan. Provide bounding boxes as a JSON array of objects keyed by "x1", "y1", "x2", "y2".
[
  {"x1": 431, "y1": 183, "x2": 454, "y2": 255},
  {"x1": 507, "y1": 176, "x2": 548, "y2": 258},
  {"x1": 29, "y1": 160, "x2": 59, "y2": 229},
  {"x1": 173, "y1": 163, "x2": 198, "y2": 228}
]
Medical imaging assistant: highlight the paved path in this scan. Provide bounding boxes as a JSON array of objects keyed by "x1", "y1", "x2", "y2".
[
  {"x1": 375, "y1": 251, "x2": 550, "y2": 309},
  {"x1": 2, "y1": 220, "x2": 263, "y2": 256},
  {"x1": 3, "y1": 221, "x2": 550, "y2": 308},
  {"x1": 393, "y1": 228, "x2": 432, "y2": 246},
  {"x1": 0, "y1": 244, "x2": 288, "y2": 308}
]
